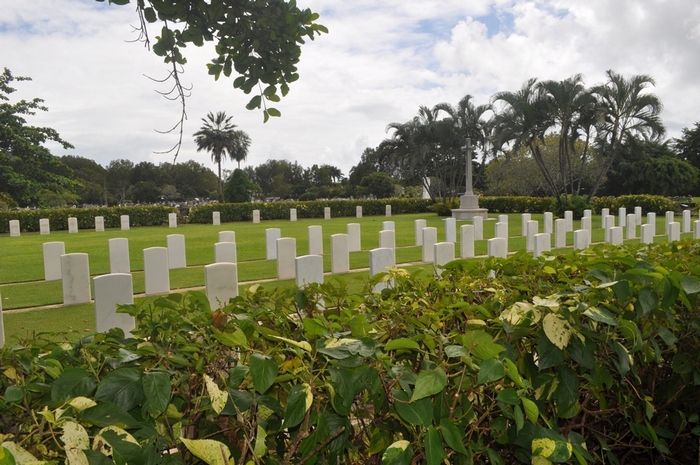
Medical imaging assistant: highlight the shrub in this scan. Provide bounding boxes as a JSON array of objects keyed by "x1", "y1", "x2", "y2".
[{"x1": 2, "y1": 241, "x2": 700, "y2": 464}]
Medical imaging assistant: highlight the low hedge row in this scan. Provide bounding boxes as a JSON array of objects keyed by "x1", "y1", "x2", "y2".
[
  {"x1": 188, "y1": 198, "x2": 434, "y2": 224},
  {"x1": 0, "y1": 206, "x2": 178, "y2": 233}
]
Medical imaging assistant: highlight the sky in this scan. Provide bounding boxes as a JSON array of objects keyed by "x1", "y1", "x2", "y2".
[{"x1": 2, "y1": 0, "x2": 700, "y2": 179}]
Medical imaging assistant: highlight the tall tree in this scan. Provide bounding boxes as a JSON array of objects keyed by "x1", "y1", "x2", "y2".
[
  {"x1": 588, "y1": 70, "x2": 665, "y2": 198},
  {"x1": 193, "y1": 111, "x2": 250, "y2": 201},
  {"x1": 0, "y1": 68, "x2": 76, "y2": 207}
]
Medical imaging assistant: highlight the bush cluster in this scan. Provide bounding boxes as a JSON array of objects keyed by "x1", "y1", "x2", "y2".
[
  {"x1": 2, "y1": 241, "x2": 700, "y2": 464},
  {"x1": 0, "y1": 206, "x2": 178, "y2": 233},
  {"x1": 188, "y1": 198, "x2": 434, "y2": 223}
]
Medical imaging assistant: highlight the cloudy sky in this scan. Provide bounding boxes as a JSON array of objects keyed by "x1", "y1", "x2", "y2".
[{"x1": 2, "y1": 0, "x2": 700, "y2": 178}]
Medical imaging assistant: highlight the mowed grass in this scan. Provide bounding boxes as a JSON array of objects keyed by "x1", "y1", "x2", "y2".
[{"x1": 1, "y1": 211, "x2": 695, "y2": 344}]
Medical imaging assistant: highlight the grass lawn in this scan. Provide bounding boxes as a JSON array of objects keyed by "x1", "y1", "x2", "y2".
[{"x1": 1, "y1": 211, "x2": 696, "y2": 344}]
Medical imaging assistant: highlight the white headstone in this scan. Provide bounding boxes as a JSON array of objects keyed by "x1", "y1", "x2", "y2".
[
  {"x1": 385, "y1": 205, "x2": 392, "y2": 217},
  {"x1": 213, "y1": 211, "x2": 221, "y2": 226},
  {"x1": 120, "y1": 215, "x2": 130, "y2": 231},
  {"x1": 555, "y1": 219, "x2": 566, "y2": 248},
  {"x1": 324, "y1": 207, "x2": 331, "y2": 220},
  {"x1": 266, "y1": 228, "x2": 282, "y2": 260},
  {"x1": 167, "y1": 234, "x2": 187, "y2": 269},
  {"x1": 8, "y1": 220, "x2": 19, "y2": 237},
  {"x1": 347, "y1": 223, "x2": 361, "y2": 252},
  {"x1": 683, "y1": 209, "x2": 691, "y2": 233},
  {"x1": 641, "y1": 224, "x2": 654, "y2": 244},
  {"x1": 533, "y1": 233, "x2": 551, "y2": 258},
  {"x1": 434, "y1": 242, "x2": 455, "y2": 275},
  {"x1": 544, "y1": 212, "x2": 553, "y2": 234},
  {"x1": 379, "y1": 229, "x2": 395, "y2": 250},
  {"x1": 109, "y1": 238, "x2": 131, "y2": 274},
  {"x1": 460, "y1": 224, "x2": 475, "y2": 258},
  {"x1": 214, "y1": 242, "x2": 237, "y2": 263},
  {"x1": 204, "y1": 262, "x2": 238, "y2": 309},
  {"x1": 331, "y1": 234, "x2": 350, "y2": 274},
  {"x1": 414, "y1": 219, "x2": 427, "y2": 246},
  {"x1": 219, "y1": 231, "x2": 236, "y2": 243},
  {"x1": 444, "y1": 217, "x2": 457, "y2": 243},
  {"x1": 295, "y1": 254, "x2": 324, "y2": 286},
  {"x1": 369, "y1": 247, "x2": 395, "y2": 292},
  {"x1": 487, "y1": 237, "x2": 507, "y2": 258},
  {"x1": 290, "y1": 208, "x2": 297, "y2": 222},
  {"x1": 422, "y1": 227, "x2": 438, "y2": 263},
  {"x1": 564, "y1": 210, "x2": 573, "y2": 232},
  {"x1": 382, "y1": 221, "x2": 395, "y2": 231},
  {"x1": 95, "y1": 216, "x2": 105, "y2": 232},
  {"x1": 626, "y1": 214, "x2": 637, "y2": 240},
  {"x1": 665, "y1": 211, "x2": 674, "y2": 235},
  {"x1": 574, "y1": 229, "x2": 589, "y2": 250},
  {"x1": 609, "y1": 226, "x2": 623, "y2": 245},
  {"x1": 601, "y1": 208, "x2": 610, "y2": 228},
  {"x1": 43, "y1": 241, "x2": 65, "y2": 281},
  {"x1": 308, "y1": 225, "x2": 323, "y2": 255},
  {"x1": 168, "y1": 213, "x2": 177, "y2": 228},
  {"x1": 356, "y1": 206, "x2": 362, "y2": 218},
  {"x1": 521, "y1": 213, "x2": 531, "y2": 237},
  {"x1": 94, "y1": 273, "x2": 135, "y2": 336},
  {"x1": 61, "y1": 253, "x2": 91, "y2": 305},
  {"x1": 694, "y1": 221, "x2": 700, "y2": 240},
  {"x1": 253, "y1": 209, "x2": 261, "y2": 223},
  {"x1": 39, "y1": 218, "x2": 50, "y2": 235},
  {"x1": 618, "y1": 207, "x2": 627, "y2": 230},
  {"x1": 473, "y1": 216, "x2": 484, "y2": 240},
  {"x1": 495, "y1": 222, "x2": 508, "y2": 239},
  {"x1": 277, "y1": 237, "x2": 297, "y2": 280},
  {"x1": 668, "y1": 222, "x2": 680, "y2": 242},
  {"x1": 68, "y1": 217, "x2": 78, "y2": 234},
  {"x1": 526, "y1": 220, "x2": 538, "y2": 252},
  {"x1": 634, "y1": 206, "x2": 642, "y2": 225},
  {"x1": 144, "y1": 247, "x2": 170, "y2": 295},
  {"x1": 647, "y1": 212, "x2": 656, "y2": 236}
]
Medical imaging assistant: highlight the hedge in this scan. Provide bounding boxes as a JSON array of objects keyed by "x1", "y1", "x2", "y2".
[
  {"x1": 0, "y1": 205, "x2": 178, "y2": 233},
  {"x1": 188, "y1": 198, "x2": 434, "y2": 223}
]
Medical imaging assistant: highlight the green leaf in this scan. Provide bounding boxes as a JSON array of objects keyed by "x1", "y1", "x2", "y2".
[
  {"x1": 212, "y1": 327, "x2": 248, "y2": 348},
  {"x1": 142, "y1": 371, "x2": 171, "y2": 417},
  {"x1": 180, "y1": 438, "x2": 232, "y2": 465},
  {"x1": 249, "y1": 353, "x2": 278, "y2": 394},
  {"x1": 4, "y1": 386, "x2": 23, "y2": 404},
  {"x1": 410, "y1": 368, "x2": 446, "y2": 402},
  {"x1": 283, "y1": 383, "x2": 313, "y2": 429},
  {"x1": 681, "y1": 276, "x2": 700, "y2": 294},
  {"x1": 462, "y1": 330, "x2": 505, "y2": 360},
  {"x1": 476, "y1": 358, "x2": 505, "y2": 385},
  {"x1": 582, "y1": 306, "x2": 617, "y2": 325},
  {"x1": 439, "y1": 418, "x2": 468, "y2": 455},
  {"x1": 51, "y1": 367, "x2": 96, "y2": 402},
  {"x1": 393, "y1": 390, "x2": 432, "y2": 426},
  {"x1": 78, "y1": 402, "x2": 140, "y2": 429},
  {"x1": 424, "y1": 427, "x2": 445, "y2": 465},
  {"x1": 385, "y1": 338, "x2": 420, "y2": 351},
  {"x1": 95, "y1": 368, "x2": 144, "y2": 411},
  {"x1": 381, "y1": 440, "x2": 412, "y2": 465}
]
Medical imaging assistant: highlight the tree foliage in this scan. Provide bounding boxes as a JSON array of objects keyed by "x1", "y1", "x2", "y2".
[{"x1": 0, "y1": 68, "x2": 76, "y2": 207}]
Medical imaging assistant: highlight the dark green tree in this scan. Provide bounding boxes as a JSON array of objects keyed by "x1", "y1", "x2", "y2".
[{"x1": 0, "y1": 68, "x2": 76, "y2": 207}]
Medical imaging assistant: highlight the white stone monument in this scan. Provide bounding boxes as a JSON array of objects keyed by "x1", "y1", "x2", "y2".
[{"x1": 94, "y1": 273, "x2": 135, "y2": 336}]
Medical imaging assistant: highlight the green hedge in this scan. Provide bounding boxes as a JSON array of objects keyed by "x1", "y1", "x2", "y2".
[
  {"x1": 0, "y1": 206, "x2": 178, "y2": 233},
  {"x1": 590, "y1": 194, "x2": 681, "y2": 214},
  {"x1": 188, "y1": 198, "x2": 434, "y2": 223}
]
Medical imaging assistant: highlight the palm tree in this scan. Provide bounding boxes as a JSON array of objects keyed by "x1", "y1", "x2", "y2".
[
  {"x1": 587, "y1": 70, "x2": 665, "y2": 198},
  {"x1": 193, "y1": 111, "x2": 251, "y2": 201}
]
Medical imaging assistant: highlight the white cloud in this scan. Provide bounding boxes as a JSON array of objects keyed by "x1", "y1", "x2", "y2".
[{"x1": 2, "y1": 0, "x2": 700, "y2": 179}]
